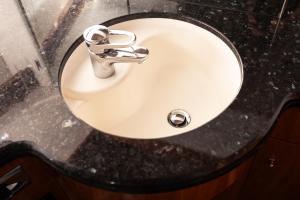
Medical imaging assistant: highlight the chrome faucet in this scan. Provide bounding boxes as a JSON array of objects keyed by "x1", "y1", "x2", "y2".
[{"x1": 83, "y1": 25, "x2": 149, "y2": 79}]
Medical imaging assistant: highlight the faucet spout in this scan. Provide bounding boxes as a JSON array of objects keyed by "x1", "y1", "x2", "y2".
[
  {"x1": 83, "y1": 25, "x2": 149, "y2": 79},
  {"x1": 104, "y1": 47, "x2": 149, "y2": 64}
]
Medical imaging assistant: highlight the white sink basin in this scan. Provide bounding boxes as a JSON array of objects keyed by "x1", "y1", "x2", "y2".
[{"x1": 60, "y1": 18, "x2": 243, "y2": 139}]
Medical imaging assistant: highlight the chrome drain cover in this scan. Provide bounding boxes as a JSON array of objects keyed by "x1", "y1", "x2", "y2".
[{"x1": 168, "y1": 109, "x2": 191, "y2": 128}]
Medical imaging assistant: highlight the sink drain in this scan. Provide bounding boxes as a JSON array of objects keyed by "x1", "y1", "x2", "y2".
[{"x1": 168, "y1": 109, "x2": 191, "y2": 128}]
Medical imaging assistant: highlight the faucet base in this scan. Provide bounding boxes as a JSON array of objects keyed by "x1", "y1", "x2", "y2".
[
  {"x1": 94, "y1": 65, "x2": 115, "y2": 79},
  {"x1": 90, "y1": 54, "x2": 115, "y2": 79}
]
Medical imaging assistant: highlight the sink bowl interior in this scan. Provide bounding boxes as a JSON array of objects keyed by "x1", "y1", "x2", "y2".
[{"x1": 60, "y1": 17, "x2": 243, "y2": 139}]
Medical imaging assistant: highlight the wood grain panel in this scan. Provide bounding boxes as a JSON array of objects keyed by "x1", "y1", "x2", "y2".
[{"x1": 271, "y1": 107, "x2": 300, "y2": 145}]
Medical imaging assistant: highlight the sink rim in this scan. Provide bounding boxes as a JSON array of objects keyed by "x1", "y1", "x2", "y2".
[{"x1": 58, "y1": 13, "x2": 244, "y2": 140}]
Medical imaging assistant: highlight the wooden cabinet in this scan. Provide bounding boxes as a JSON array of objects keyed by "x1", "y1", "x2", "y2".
[
  {"x1": 241, "y1": 138, "x2": 300, "y2": 199},
  {"x1": 235, "y1": 106, "x2": 300, "y2": 200},
  {"x1": 215, "y1": 106, "x2": 300, "y2": 200}
]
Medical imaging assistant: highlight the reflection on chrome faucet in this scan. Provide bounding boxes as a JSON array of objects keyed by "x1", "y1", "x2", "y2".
[{"x1": 83, "y1": 25, "x2": 149, "y2": 79}]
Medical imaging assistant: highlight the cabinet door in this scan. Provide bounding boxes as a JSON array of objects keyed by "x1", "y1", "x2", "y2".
[{"x1": 242, "y1": 138, "x2": 300, "y2": 200}]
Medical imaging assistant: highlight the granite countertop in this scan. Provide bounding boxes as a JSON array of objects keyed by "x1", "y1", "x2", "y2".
[{"x1": 0, "y1": 0, "x2": 299, "y2": 193}]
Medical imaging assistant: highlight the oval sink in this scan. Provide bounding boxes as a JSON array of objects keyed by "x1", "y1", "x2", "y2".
[{"x1": 60, "y1": 17, "x2": 243, "y2": 139}]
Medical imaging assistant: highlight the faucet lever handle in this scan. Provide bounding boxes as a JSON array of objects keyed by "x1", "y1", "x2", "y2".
[
  {"x1": 83, "y1": 25, "x2": 136, "y2": 53},
  {"x1": 107, "y1": 30, "x2": 136, "y2": 49}
]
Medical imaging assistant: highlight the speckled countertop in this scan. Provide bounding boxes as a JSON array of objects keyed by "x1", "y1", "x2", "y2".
[{"x1": 0, "y1": 0, "x2": 299, "y2": 193}]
